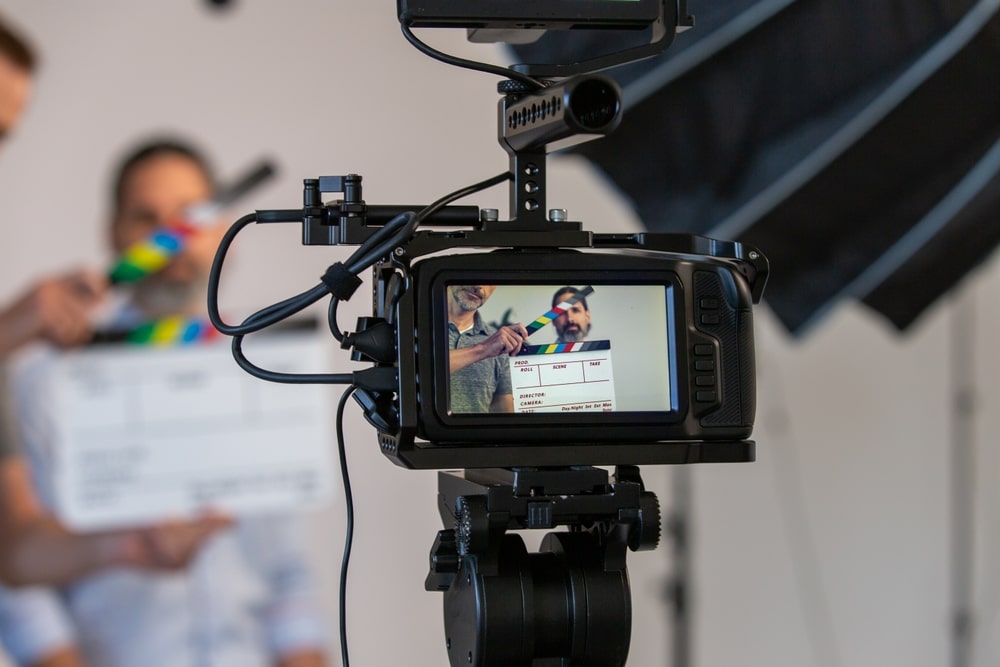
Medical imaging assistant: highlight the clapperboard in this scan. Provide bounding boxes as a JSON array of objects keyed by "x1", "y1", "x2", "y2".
[
  {"x1": 509, "y1": 340, "x2": 616, "y2": 413},
  {"x1": 506, "y1": 285, "x2": 616, "y2": 413},
  {"x1": 33, "y1": 325, "x2": 335, "y2": 530}
]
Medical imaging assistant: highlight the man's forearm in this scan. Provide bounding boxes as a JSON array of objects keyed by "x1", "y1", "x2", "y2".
[
  {"x1": 449, "y1": 344, "x2": 488, "y2": 374},
  {"x1": 0, "y1": 485, "x2": 120, "y2": 586},
  {"x1": 0, "y1": 458, "x2": 230, "y2": 586},
  {"x1": 0, "y1": 271, "x2": 107, "y2": 359},
  {"x1": 0, "y1": 516, "x2": 122, "y2": 587},
  {"x1": 276, "y1": 650, "x2": 326, "y2": 667},
  {"x1": 0, "y1": 307, "x2": 33, "y2": 359},
  {"x1": 490, "y1": 393, "x2": 514, "y2": 413},
  {"x1": 0, "y1": 459, "x2": 125, "y2": 586},
  {"x1": 30, "y1": 646, "x2": 87, "y2": 667}
]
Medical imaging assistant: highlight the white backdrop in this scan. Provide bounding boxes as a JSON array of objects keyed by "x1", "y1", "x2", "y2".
[{"x1": 0, "y1": 2, "x2": 998, "y2": 666}]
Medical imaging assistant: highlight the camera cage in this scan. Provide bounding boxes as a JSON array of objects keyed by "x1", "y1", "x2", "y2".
[
  {"x1": 206, "y1": 6, "x2": 769, "y2": 665},
  {"x1": 233, "y1": 166, "x2": 767, "y2": 469},
  {"x1": 207, "y1": 2, "x2": 769, "y2": 470}
]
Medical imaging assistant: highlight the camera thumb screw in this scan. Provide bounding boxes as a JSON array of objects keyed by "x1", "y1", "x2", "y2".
[
  {"x1": 549, "y1": 208, "x2": 568, "y2": 222},
  {"x1": 628, "y1": 492, "x2": 662, "y2": 552}
]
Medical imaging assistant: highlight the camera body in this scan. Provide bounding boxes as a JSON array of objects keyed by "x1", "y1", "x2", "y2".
[
  {"x1": 368, "y1": 238, "x2": 763, "y2": 469},
  {"x1": 216, "y1": 0, "x2": 765, "y2": 471}
]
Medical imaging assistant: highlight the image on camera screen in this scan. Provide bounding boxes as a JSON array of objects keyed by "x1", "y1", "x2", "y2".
[{"x1": 445, "y1": 283, "x2": 674, "y2": 415}]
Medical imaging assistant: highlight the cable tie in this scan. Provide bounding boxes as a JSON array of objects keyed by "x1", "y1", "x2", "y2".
[{"x1": 321, "y1": 262, "x2": 363, "y2": 300}]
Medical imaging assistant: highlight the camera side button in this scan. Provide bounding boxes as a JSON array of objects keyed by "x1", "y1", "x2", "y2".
[{"x1": 690, "y1": 339, "x2": 720, "y2": 408}]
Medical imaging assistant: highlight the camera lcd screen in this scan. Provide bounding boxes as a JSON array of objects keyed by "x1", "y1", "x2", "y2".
[{"x1": 443, "y1": 283, "x2": 677, "y2": 418}]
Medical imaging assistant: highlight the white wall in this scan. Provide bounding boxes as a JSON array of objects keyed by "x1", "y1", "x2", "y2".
[{"x1": 0, "y1": 2, "x2": 997, "y2": 666}]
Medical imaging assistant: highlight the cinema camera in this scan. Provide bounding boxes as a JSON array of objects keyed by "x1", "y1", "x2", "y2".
[{"x1": 208, "y1": 1, "x2": 768, "y2": 665}]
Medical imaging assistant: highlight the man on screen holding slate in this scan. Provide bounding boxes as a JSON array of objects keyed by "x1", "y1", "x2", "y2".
[{"x1": 447, "y1": 284, "x2": 527, "y2": 413}]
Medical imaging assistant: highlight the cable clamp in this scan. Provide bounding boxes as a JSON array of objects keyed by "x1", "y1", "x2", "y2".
[{"x1": 321, "y1": 262, "x2": 363, "y2": 300}]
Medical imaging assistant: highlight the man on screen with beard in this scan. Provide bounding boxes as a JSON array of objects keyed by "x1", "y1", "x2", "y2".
[
  {"x1": 446, "y1": 284, "x2": 527, "y2": 414},
  {"x1": 551, "y1": 286, "x2": 592, "y2": 343}
]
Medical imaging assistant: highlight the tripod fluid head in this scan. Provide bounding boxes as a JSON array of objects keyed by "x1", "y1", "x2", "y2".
[{"x1": 427, "y1": 466, "x2": 660, "y2": 666}]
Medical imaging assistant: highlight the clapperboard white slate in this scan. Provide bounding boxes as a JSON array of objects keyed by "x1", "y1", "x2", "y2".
[
  {"x1": 34, "y1": 330, "x2": 334, "y2": 530},
  {"x1": 509, "y1": 340, "x2": 616, "y2": 413}
]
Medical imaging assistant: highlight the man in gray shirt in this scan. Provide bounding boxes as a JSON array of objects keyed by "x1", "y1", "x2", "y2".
[{"x1": 447, "y1": 285, "x2": 527, "y2": 414}]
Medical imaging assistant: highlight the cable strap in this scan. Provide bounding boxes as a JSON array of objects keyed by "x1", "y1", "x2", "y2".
[{"x1": 321, "y1": 262, "x2": 363, "y2": 300}]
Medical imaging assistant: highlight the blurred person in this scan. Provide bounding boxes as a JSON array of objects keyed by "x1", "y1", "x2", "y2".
[
  {"x1": 550, "y1": 286, "x2": 591, "y2": 344},
  {"x1": 0, "y1": 12, "x2": 226, "y2": 588},
  {"x1": 0, "y1": 138, "x2": 329, "y2": 667},
  {"x1": 447, "y1": 284, "x2": 527, "y2": 413}
]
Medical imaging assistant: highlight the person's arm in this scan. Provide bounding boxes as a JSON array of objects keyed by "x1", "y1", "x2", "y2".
[
  {"x1": 0, "y1": 577, "x2": 80, "y2": 667},
  {"x1": 30, "y1": 647, "x2": 87, "y2": 667},
  {"x1": 489, "y1": 342, "x2": 516, "y2": 414},
  {"x1": 276, "y1": 651, "x2": 325, "y2": 667},
  {"x1": 490, "y1": 393, "x2": 514, "y2": 413},
  {"x1": 0, "y1": 457, "x2": 231, "y2": 587},
  {"x1": 241, "y1": 517, "x2": 328, "y2": 667},
  {"x1": 0, "y1": 271, "x2": 106, "y2": 359},
  {"x1": 448, "y1": 323, "x2": 528, "y2": 374}
]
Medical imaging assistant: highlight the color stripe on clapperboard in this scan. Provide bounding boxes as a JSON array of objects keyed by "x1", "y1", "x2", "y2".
[
  {"x1": 524, "y1": 285, "x2": 594, "y2": 336},
  {"x1": 108, "y1": 224, "x2": 197, "y2": 284},
  {"x1": 125, "y1": 316, "x2": 220, "y2": 346},
  {"x1": 519, "y1": 340, "x2": 611, "y2": 355}
]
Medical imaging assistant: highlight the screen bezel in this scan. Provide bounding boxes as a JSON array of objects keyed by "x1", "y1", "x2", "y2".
[
  {"x1": 398, "y1": 0, "x2": 660, "y2": 30},
  {"x1": 421, "y1": 263, "x2": 689, "y2": 442}
]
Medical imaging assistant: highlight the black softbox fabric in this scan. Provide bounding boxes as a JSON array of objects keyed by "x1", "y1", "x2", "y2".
[{"x1": 512, "y1": 0, "x2": 1000, "y2": 334}]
